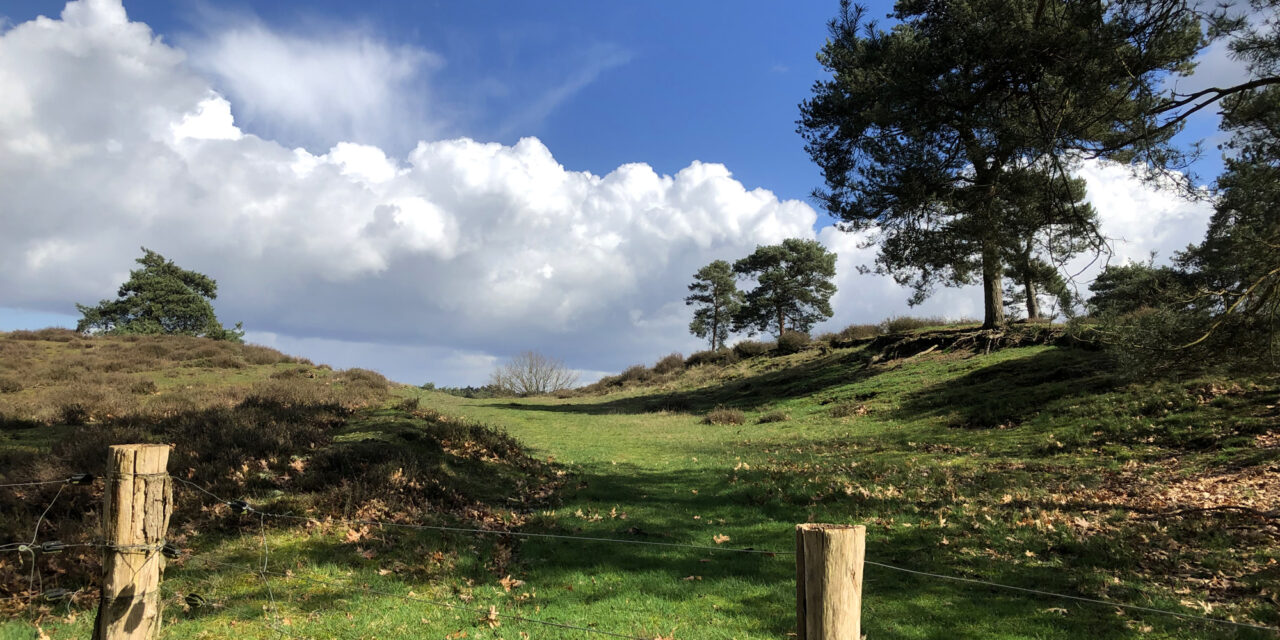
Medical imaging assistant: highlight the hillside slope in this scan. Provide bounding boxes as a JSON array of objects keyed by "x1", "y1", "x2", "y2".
[
  {"x1": 2, "y1": 327, "x2": 1276, "y2": 638},
  {"x1": 428, "y1": 329, "x2": 1279, "y2": 638},
  {"x1": 0, "y1": 330, "x2": 561, "y2": 637}
]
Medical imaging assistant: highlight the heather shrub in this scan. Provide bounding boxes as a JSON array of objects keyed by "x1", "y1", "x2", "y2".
[
  {"x1": 880, "y1": 315, "x2": 950, "y2": 333},
  {"x1": 685, "y1": 349, "x2": 738, "y2": 367},
  {"x1": 776, "y1": 331, "x2": 811, "y2": 354},
  {"x1": 653, "y1": 353, "x2": 685, "y2": 375},
  {"x1": 10, "y1": 328, "x2": 77, "y2": 342},
  {"x1": 622, "y1": 364, "x2": 653, "y2": 382},
  {"x1": 43, "y1": 363, "x2": 86, "y2": 383},
  {"x1": 204, "y1": 354, "x2": 247, "y2": 369},
  {"x1": 733, "y1": 340, "x2": 772, "y2": 358},
  {"x1": 703, "y1": 407, "x2": 746, "y2": 425},
  {"x1": 831, "y1": 402, "x2": 869, "y2": 418},
  {"x1": 594, "y1": 364, "x2": 655, "y2": 388},
  {"x1": 757, "y1": 410, "x2": 790, "y2": 423},
  {"x1": 271, "y1": 366, "x2": 313, "y2": 380},
  {"x1": 136, "y1": 342, "x2": 172, "y2": 359},
  {"x1": 836, "y1": 323, "x2": 882, "y2": 341},
  {"x1": 336, "y1": 368, "x2": 390, "y2": 392},
  {"x1": 243, "y1": 344, "x2": 290, "y2": 365},
  {"x1": 0, "y1": 376, "x2": 21, "y2": 393},
  {"x1": 129, "y1": 378, "x2": 158, "y2": 395}
]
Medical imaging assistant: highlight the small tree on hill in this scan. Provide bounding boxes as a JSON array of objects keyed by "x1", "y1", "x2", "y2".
[
  {"x1": 490, "y1": 351, "x2": 579, "y2": 396},
  {"x1": 732, "y1": 239, "x2": 837, "y2": 337},
  {"x1": 685, "y1": 260, "x2": 743, "y2": 350},
  {"x1": 76, "y1": 248, "x2": 243, "y2": 341}
]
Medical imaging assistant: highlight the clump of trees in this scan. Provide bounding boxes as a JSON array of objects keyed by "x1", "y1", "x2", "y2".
[
  {"x1": 1083, "y1": 0, "x2": 1280, "y2": 370},
  {"x1": 489, "y1": 351, "x2": 579, "y2": 396},
  {"x1": 798, "y1": 0, "x2": 1212, "y2": 328},
  {"x1": 796, "y1": 0, "x2": 1277, "y2": 372},
  {"x1": 76, "y1": 248, "x2": 244, "y2": 341},
  {"x1": 686, "y1": 238, "x2": 837, "y2": 348}
]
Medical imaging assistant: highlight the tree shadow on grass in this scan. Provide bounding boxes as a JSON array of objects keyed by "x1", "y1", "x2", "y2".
[
  {"x1": 494, "y1": 349, "x2": 879, "y2": 417},
  {"x1": 892, "y1": 347, "x2": 1115, "y2": 429}
]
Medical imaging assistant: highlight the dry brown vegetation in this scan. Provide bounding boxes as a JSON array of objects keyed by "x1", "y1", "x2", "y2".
[{"x1": 0, "y1": 330, "x2": 558, "y2": 606}]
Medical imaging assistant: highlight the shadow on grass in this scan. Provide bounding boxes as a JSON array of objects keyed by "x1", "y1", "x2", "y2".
[
  {"x1": 893, "y1": 348, "x2": 1115, "y2": 429},
  {"x1": 495, "y1": 349, "x2": 879, "y2": 417}
]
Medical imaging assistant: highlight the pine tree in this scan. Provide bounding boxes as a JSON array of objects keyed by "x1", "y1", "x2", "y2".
[
  {"x1": 732, "y1": 239, "x2": 837, "y2": 337},
  {"x1": 685, "y1": 260, "x2": 742, "y2": 350},
  {"x1": 76, "y1": 248, "x2": 244, "y2": 341},
  {"x1": 799, "y1": 0, "x2": 1202, "y2": 328}
]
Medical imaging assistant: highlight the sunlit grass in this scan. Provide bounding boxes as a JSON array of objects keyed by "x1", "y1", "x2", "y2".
[{"x1": 3, "y1": 333, "x2": 1277, "y2": 639}]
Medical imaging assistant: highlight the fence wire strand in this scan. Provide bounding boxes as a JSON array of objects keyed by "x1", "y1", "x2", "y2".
[
  {"x1": 865, "y1": 559, "x2": 1280, "y2": 634},
  {"x1": 0, "y1": 480, "x2": 68, "y2": 489},
  {"x1": 6, "y1": 471, "x2": 1278, "y2": 637},
  {"x1": 171, "y1": 477, "x2": 789, "y2": 556},
  {"x1": 193, "y1": 556, "x2": 653, "y2": 640}
]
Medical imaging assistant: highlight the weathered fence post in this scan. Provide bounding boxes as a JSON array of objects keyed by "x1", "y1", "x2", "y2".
[
  {"x1": 796, "y1": 523, "x2": 865, "y2": 639},
  {"x1": 93, "y1": 444, "x2": 173, "y2": 640}
]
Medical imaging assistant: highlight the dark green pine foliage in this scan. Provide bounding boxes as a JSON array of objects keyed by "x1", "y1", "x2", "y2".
[
  {"x1": 1087, "y1": 261, "x2": 1197, "y2": 317},
  {"x1": 685, "y1": 260, "x2": 743, "y2": 350},
  {"x1": 732, "y1": 238, "x2": 837, "y2": 337},
  {"x1": 1173, "y1": 1, "x2": 1280, "y2": 353},
  {"x1": 999, "y1": 171, "x2": 1102, "y2": 320},
  {"x1": 798, "y1": 0, "x2": 1202, "y2": 328},
  {"x1": 76, "y1": 248, "x2": 244, "y2": 341}
]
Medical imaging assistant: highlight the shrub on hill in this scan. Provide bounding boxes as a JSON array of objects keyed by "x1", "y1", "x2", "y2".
[
  {"x1": 757, "y1": 410, "x2": 790, "y2": 423},
  {"x1": 777, "y1": 330, "x2": 811, "y2": 354},
  {"x1": 733, "y1": 340, "x2": 773, "y2": 358},
  {"x1": 0, "y1": 376, "x2": 22, "y2": 393},
  {"x1": 837, "y1": 323, "x2": 882, "y2": 341},
  {"x1": 653, "y1": 352, "x2": 685, "y2": 374},
  {"x1": 880, "y1": 315, "x2": 952, "y2": 333},
  {"x1": 0, "y1": 331, "x2": 554, "y2": 601},
  {"x1": 685, "y1": 349, "x2": 738, "y2": 367},
  {"x1": 0, "y1": 332, "x2": 388, "y2": 427}
]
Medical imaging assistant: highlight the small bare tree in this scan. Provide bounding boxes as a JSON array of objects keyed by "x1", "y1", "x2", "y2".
[{"x1": 489, "y1": 351, "x2": 579, "y2": 396}]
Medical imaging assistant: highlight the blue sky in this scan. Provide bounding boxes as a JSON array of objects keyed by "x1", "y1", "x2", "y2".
[
  {"x1": 4, "y1": 0, "x2": 844, "y2": 203},
  {"x1": 0, "y1": 0, "x2": 1238, "y2": 384}
]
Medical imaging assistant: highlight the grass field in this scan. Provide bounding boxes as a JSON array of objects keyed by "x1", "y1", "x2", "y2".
[{"x1": 2, "y1": 329, "x2": 1277, "y2": 639}]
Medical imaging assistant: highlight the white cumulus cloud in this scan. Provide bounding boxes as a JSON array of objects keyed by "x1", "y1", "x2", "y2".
[
  {"x1": 181, "y1": 8, "x2": 444, "y2": 152},
  {"x1": 0, "y1": 0, "x2": 818, "y2": 382},
  {"x1": 0, "y1": 0, "x2": 1218, "y2": 384}
]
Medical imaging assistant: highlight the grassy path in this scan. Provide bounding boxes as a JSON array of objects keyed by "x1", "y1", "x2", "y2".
[{"x1": 424, "y1": 348, "x2": 1278, "y2": 640}]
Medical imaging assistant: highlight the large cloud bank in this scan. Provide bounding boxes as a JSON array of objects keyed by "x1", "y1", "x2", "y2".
[{"x1": 0, "y1": 0, "x2": 1214, "y2": 384}]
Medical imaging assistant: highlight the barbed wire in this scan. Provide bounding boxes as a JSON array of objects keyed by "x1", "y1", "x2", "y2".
[
  {"x1": 192, "y1": 556, "x2": 654, "y2": 639},
  {"x1": 0, "y1": 479, "x2": 68, "y2": 489},
  {"x1": 5, "y1": 471, "x2": 1278, "y2": 637},
  {"x1": 170, "y1": 477, "x2": 790, "y2": 556},
  {"x1": 865, "y1": 560, "x2": 1280, "y2": 634}
]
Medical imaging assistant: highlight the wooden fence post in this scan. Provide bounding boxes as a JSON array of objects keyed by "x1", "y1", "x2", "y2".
[
  {"x1": 93, "y1": 444, "x2": 173, "y2": 640},
  {"x1": 796, "y1": 523, "x2": 865, "y2": 639}
]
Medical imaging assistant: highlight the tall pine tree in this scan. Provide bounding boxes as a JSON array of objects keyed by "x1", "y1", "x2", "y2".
[
  {"x1": 685, "y1": 260, "x2": 742, "y2": 350},
  {"x1": 799, "y1": 0, "x2": 1201, "y2": 327}
]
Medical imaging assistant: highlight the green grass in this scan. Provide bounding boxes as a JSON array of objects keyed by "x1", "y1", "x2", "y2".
[{"x1": 3, "y1": 334, "x2": 1278, "y2": 639}]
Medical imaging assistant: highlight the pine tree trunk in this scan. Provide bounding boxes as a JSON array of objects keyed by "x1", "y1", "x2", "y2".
[
  {"x1": 777, "y1": 308, "x2": 786, "y2": 337},
  {"x1": 1024, "y1": 278, "x2": 1040, "y2": 321},
  {"x1": 710, "y1": 305, "x2": 720, "y2": 350},
  {"x1": 982, "y1": 243, "x2": 1005, "y2": 329}
]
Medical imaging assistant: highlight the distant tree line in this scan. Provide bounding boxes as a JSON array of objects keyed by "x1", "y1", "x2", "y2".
[{"x1": 685, "y1": 238, "x2": 837, "y2": 350}]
